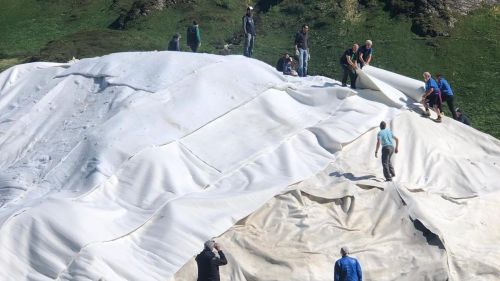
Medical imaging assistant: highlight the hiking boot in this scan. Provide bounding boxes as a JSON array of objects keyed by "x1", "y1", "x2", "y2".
[
  {"x1": 421, "y1": 110, "x2": 431, "y2": 117},
  {"x1": 436, "y1": 116, "x2": 442, "y2": 123}
]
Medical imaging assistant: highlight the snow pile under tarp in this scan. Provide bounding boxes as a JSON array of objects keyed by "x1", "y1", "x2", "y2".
[{"x1": 0, "y1": 52, "x2": 499, "y2": 281}]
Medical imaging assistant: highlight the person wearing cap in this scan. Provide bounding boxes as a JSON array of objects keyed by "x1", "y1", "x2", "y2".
[
  {"x1": 357, "y1": 40, "x2": 373, "y2": 69},
  {"x1": 196, "y1": 240, "x2": 228, "y2": 281},
  {"x1": 167, "y1": 33, "x2": 181, "y2": 51},
  {"x1": 340, "y1": 43, "x2": 359, "y2": 88},
  {"x1": 242, "y1": 6, "x2": 256, "y2": 57},
  {"x1": 421, "y1": 72, "x2": 442, "y2": 122},
  {"x1": 294, "y1": 24, "x2": 310, "y2": 77},
  {"x1": 334, "y1": 247, "x2": 362, "y2": 281},
  {"x1": 375, "y1": 121, "x2": 399, "y2": 182},
  {"x1": 186, "y1": 20, "x2": 201, "y2": 52},
  {"x1": 436, "y1": 74, "x2": 457, "y2": 120}
]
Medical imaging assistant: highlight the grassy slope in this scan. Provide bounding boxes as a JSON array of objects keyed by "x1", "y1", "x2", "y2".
[{"x1": 0, "y1": 0, "x2": 498, "y2": 137}]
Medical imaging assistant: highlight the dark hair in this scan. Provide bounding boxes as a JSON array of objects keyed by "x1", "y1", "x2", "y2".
[
  {"x1": 173, "y1": 33, "x2": 180, "y2": 39},
  {"x1": 302, "y1": 24, "x2": 309, "y2": 29},
  {"x1": 380, "y1": 121, "x2": 386, "y2": 129},
  {"x1": 193, "y1": 20, "x2": 198, "y2": 25},
  {"x1": 436, "y1": 73, "x2": 442, "y2": 78}
]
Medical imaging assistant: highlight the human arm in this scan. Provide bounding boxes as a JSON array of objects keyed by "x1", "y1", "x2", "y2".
[
  {"x1": 334, "y1": 261, "x2": 340, "y2": 281},
  {"x1": 375, "y1": 137, "x2": 380, "y2": 158},
  {"x1": 213, "y1": 243, "x2": 228, "y2": 265},
  {"x1": 365, "y1": 53, "x2": 372, "y2": 65},
  {"x1": 347, "y1": 53, "x2": 357, "y2": 69},
  {"x1": 356, "y1": 260, "x2": 362, "y2": 281},
  {"x1": 393, "y1": 136, "x2": 399, "y2": 154}
]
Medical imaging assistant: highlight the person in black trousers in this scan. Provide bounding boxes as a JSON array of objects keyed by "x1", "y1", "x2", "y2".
[
  {"x1": 340, "y1": 43, "x2": 359, "y2": 89},
  {"x1": 196, "y1": 240, "x2": 228, "y2": 281}
]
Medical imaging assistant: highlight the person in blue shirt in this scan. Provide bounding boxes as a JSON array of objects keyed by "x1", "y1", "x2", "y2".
[
  {"x1": 334, "y1": 246, "x2": 362, "y2": 281},
  {"x1": 421, "y1": 72, "x2": 442, "y2": 123},
  {"x1": 436, "y1": 74, "x2": 457, "y2": 120},
  {"x1": 375, "y1": 121, "x2": 399, "y2": 182},
  {"x1": 357, "y1": 40, "x2": 373, "y2": 69}
]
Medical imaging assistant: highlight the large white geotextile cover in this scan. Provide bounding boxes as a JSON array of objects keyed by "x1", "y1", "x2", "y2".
[{"x1": 0, "y1": 52, "x2": 498, "y2": 280}]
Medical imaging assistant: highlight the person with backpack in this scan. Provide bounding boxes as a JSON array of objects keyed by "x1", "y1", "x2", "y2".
[
  {"x1": 186, "y1": 21, "x2": 201, "y2": 52},
  {"x1": 242, "y1": 6, "x2": 256, "y2": 57},
  {"x1": 167, "y1": 33, "x2": 181, "y2": 51}
]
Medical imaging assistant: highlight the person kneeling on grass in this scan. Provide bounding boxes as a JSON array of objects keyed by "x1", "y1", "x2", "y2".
[
  {"x1": 421, "y1": 72, "x2": 442, "y2": 123},
  {"x1": 375, "y1": 121, "x2": 399, "y2": 182}
]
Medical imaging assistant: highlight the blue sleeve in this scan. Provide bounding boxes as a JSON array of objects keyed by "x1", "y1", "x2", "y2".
[
  {"x1": 356, "y1": 260, "x2": 362, "y2": 281},
  {"x1": 334, "y1": 261, "x2": 340, "y2": 281}
]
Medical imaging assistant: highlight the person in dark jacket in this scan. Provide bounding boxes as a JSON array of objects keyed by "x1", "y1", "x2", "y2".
[
  {"x1": 242, "y1": 6, "x2": 256, "y2": 57},
  {"x1": 196, "y1": 240, "x2": 228, "y2": 281},
  {"x1": 456, "y1": 108, "x2": 471, "y2": 125},
  {"x1": 276, "y1": 53, "x2": 289, "y2": 72},
  {"x1": 334, "y1": 246, "x2": 362, "y2": 281},
  {"x1": 357, "y1": 40, "x2": 373, "y2": 69},
  {"x1": 340, "y1": 43, "x2": 359, "y2": 88},
  {"x1": 186, "y1": 21, "x2": 201, "y2": 52},
  {"x1": 294, "y1": 24, "x2": 310, "y2": 77},
  {"x1": 167, "y1": 33, "x2": 181, "y2": 51}
]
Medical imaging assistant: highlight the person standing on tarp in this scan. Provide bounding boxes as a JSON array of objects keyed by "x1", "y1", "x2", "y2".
[
  {"x1": 242, "y1": 6, "x2": 256, "y2": 57},
  {"x1": 375, "y1": 121, "x2": 399, "y2": 182},
  {"x1": 436, "y1": 74, "x2": 457, "y2": 120},
  {"x1": 334, "y1": 246, "x2": 362, "y2": 281},
  {"x1": 421, "y1": 72, "x2": 442, "y2": 123},
  {"x1": 340, "y1": 43, "x2": 359, "y2": 89},
  {"x1": 196, "y1": 240, "x2": 228, "y2": 281},
  {"x1": 167, "y1": 33, "x2": 181, "y2": 51},
  {"x1": 187, "y1": 21, "x2": 201, "y2": 52},
  {"x1": 357, "y1": 40, "x2": 373, "y2": 69},
  {"x1": 294, "y1": 24, "x2": 310, "y2": 77}
]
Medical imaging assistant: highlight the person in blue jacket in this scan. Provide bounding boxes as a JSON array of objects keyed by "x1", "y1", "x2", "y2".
[
  {"x1": 436, "y1": 74, "x2": 457, "y2": 120},
  {"x1": 334, "y1": 246, "x2": 362, "y2": 281}
]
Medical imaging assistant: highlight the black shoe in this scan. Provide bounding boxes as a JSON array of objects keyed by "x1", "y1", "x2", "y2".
[
  {"x1": 385, "y1": 178, "x2": 392, "y2": 182},
  {"x1": 342, "y1": 84, "x2": 347, "y2": 87}
]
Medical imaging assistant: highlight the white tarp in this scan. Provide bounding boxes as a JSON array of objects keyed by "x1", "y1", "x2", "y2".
[{"x1": 0, "y1": 52, "x2": 498, "y2": 281}]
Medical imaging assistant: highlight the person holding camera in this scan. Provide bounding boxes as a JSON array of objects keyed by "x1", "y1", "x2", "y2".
[{"x1": 196, "y1": 240, "x2": 228, "y2": 281}]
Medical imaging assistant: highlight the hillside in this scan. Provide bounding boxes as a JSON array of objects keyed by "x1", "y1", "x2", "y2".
[{"x1": 0, "y1": 0, "x2": 499, "y2": 138}]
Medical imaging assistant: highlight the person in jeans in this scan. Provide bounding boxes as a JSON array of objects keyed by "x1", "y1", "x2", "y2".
[
  {"x1": 196, "y1": 240, "x2": 228, "y2": 281},
  {"x1": 375, "y1": 121, "x2": 399, "y2": 182},
  {"x1": 436, "y1": 74, "x2": 457, "y2": 120},
  {"x1": 340, "y1": 43, "x2": 359, "y2": 88},
  {"x1": 294, "y1": 24, "x2": 310, "y2": 77},
  {"x1": 334, "y1": 246, "x2": 362, "y2": 281},
  {"x1": 242, "y1": 6, "x2": 256, "y2": 57}
]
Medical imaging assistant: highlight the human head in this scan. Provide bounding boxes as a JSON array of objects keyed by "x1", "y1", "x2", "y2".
[
  {"x1": 423, "y1": 72, "x2": 431, "y2": 81},
  {"x1": 173, "y1": 33, "x2": 180, "y2": 39},
  {"x1": 247, "y1": 6, "x2": 253, "y2": 15},
  {"x1": 204, "y1": 239, "x2": 216, "y2": 251},
  {"x1": 340, "y1": 246, "x2": 350, "y2": 257},
  {"x1": 380, "y1": 121, "x2": 386, "y2": 130},
  {"x1": 352, "y1": 43, "x2": 359, "y2": 52},
  {"x1": 302, "y1": 24, "x2": 309, "y2": 33},
  {"x1": 365, "y1": 40, "x2": 373, "y2": 48},
  {"x1": 193, "y1": 20, "x2": 198, "y2": 26},
  {"x1": 435, "y1": 73, "x2": 442, "y2": 81},
  {"x1": 284, "y1": 52, "x2": 290, "y2": 58}
]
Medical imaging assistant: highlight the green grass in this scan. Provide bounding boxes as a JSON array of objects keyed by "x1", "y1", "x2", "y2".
[{"x1": 0, "y1": 0, "x2": 498, "y2": 138}]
